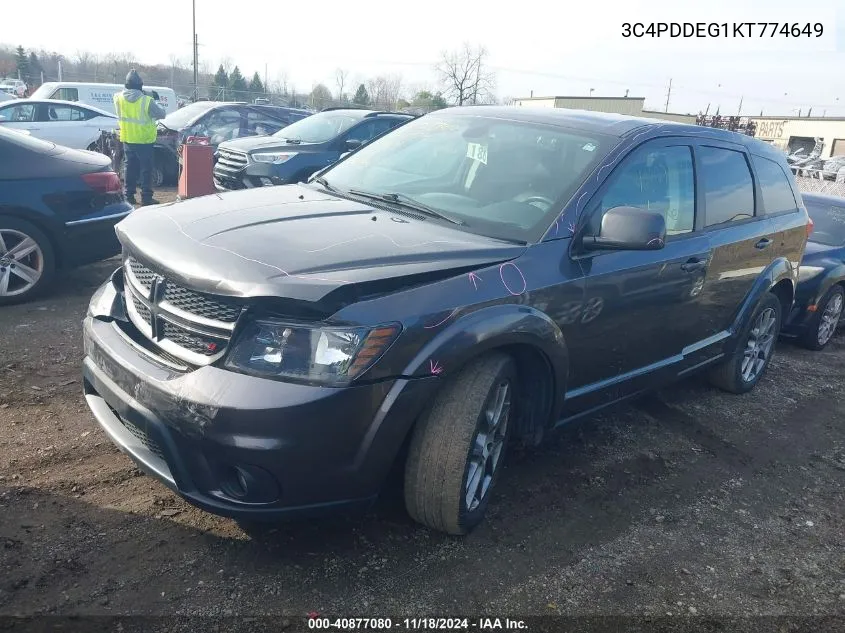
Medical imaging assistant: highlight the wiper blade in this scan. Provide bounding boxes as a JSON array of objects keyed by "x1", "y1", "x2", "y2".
[
  {"x1": 347, "y1": 189, "x2": 465, "y2": 225},
  {"x1": 312, "y1": 176, "x2": 338, "y2": 192}
]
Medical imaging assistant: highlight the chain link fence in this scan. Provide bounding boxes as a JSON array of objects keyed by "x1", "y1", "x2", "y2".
[{"x1": 794, "y1": 174, "x2": 845, "y2": 198}]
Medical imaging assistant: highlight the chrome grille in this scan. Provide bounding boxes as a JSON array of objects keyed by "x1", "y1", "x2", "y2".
[
  {"x1": 161, "y1": 322, "x2": 227, "y2": 357},
  {"x1": 129, "y1": 258, "x2": 156, "y2": 290},
  {"x1": 123, "y1": 256, "x2": 243, "y2": 366},
  {"x1": 216, "y1": 148, "x2": 249, "y2": 171},
  {"x1": 163, "y1": 284, "x2": 241, "y2": 322},
  {"x1": 131, "y1": 294, "x2": 151, "y2": 323}
]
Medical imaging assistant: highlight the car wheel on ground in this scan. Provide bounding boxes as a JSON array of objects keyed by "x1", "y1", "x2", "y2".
[
  {"x1": 800, "y1": 285, "x2": 844, "y2": 351},
  {"x1": 152, "y1": 163, "x2": 165, "y2": 188},
  {"x1": 0, "y1": 216, "x2": 56, "y2": 306},
  {"x1": 404, "y1": 353, "x2": 517, "y2": 535},
  {"x1": 708, "y1": 292, "x2": 782, "y2": 394}
]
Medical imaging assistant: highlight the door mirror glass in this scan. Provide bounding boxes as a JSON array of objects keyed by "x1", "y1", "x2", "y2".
[{"x1": 583, "y1": 206, "x2": 666, "y2": 251}]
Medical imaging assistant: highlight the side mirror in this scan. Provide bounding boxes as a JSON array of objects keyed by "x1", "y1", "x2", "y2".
[
  {"x1": 344, "y1": 138, "x2": 363, "y2": 152},
  {"x1": 583, "y1": 206, "x2": 666, "y2": 251}
]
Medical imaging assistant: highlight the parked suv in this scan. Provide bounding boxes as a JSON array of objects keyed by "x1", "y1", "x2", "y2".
[
  {"x1": 154, "y1": 102, "x2": 309, "y2": 186},
  {"x1": 212, "y1": 108, "x2": 414, "y2": 190},
  {"x1": 82, "y1": 107, "x2": 810, "y2": 534}
]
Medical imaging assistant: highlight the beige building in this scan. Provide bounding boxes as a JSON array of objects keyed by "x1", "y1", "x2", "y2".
[
  {"x1": 749, "y1": 117, "x2": 845, "y2": 158},
  {"x1": 512, "y1": 95, "x2": 697, "y2": 124}
]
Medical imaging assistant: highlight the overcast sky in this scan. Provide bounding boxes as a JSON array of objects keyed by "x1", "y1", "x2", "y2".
[{"x1": 5, "y1": 0, "x2": 844, "y2": 116}]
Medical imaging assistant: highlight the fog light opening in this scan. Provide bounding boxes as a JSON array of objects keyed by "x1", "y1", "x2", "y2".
[{"x1": 221, "y1": 466, "x2": 250, "y2": 499}]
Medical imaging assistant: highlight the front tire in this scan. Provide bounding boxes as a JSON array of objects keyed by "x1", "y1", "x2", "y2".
[
  {"x1": 404, "y1": 353, "x2": 517, "y2": 535},
  {"x1": 800, "y1": 285, "x2": 844, "y2": 351},
  {"x1": 708, "y1": 292, "x2": 782, "y2": 394},
  {"x1": 0, "y1": 216, "x2": 56, "y2": 306}
]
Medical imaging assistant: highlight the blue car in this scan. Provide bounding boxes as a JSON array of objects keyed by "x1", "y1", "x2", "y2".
[
  {"x1": 212, "y1": 107, "x2": 414, "y2": 190},
  {"x1": 0, "y1": 127, "x2": 132, "y2": 305},
  {"x1": 783, "y1": 192, "x2": 845, "y2": 349}
]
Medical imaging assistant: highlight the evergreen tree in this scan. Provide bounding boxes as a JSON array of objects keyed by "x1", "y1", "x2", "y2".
[
  {"x1": 27, "y1": 51, "x2": 42, "y2": 85},
  {"x1": 211, "y1": 64, "x2": 228, "y2": 100},
  {"x1": 229, "y1": 66, "x2": 247, "y2": 98},
  {"x1": 14, "y1": 46, "x2": 29, "y2": 82},
  {"x1": 352, "y1": 83, "x2": 369, "y2": 106},
  {"x1": 248, "y1": 72, "x2": 264, "y2": 94}
]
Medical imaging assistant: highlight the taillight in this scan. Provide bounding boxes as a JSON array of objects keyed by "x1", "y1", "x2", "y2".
[
  {"x1": 806, "y1": 215, "x2": 814, "y2": 238},
  {"x1": 82, "y1": 171, "x2": 121, "y2": 193}
]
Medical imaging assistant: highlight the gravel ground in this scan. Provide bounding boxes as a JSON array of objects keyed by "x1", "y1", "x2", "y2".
[{"x1": 0, "y1": 202, "x2": 843, "y2": 627}]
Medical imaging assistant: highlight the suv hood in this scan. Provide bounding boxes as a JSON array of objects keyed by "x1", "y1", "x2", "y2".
[
  {"x1": 218, "y1": 136, "x2": 314, "y2": 153},
  {"x1": 115, "y1": 184, "x2": 524, "y2": 305}
]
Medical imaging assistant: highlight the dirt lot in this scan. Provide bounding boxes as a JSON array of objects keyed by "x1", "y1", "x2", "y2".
[{"x1": 0, "y1": 200, "x2": 843, "y2": 625}]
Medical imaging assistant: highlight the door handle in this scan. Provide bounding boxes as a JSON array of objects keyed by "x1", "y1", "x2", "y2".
[
  {"x1": 755, "y1": 238, "x2": 772, "y2": 249},
  {"x1": 680, "y1": 258, "x2": 707, "y2": 273}
]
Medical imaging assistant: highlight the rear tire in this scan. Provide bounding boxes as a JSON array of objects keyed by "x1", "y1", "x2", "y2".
[
  {"x1": 152, "y1": 163, "x2": 165, "y2": 188},
  {"x1": 0, "y1": 215, "x2": 56, "y2": 306},
  {"x1": 404, "y1": 353, "x2": 517, "y2": 535},
  {"x1": 708, "y1": 292, "x2": 781, "y2": 394},
  {"x1": 800, "y1": 285, "x2": 844, "y2": 351}
]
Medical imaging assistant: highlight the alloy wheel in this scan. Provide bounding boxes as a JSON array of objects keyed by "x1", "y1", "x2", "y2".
[
  {"x1": 817, "y1": 293, "x2": 843, "y2": 346},
  {"x1": 741, "y1": 307, "x2": 777, "y2": 383},
  {"x1": 0, "y1": 229, "x2": 44, "y2": 297},
  {"x1": 464, "y1": 380, "x2": 511, "y2": 512}
]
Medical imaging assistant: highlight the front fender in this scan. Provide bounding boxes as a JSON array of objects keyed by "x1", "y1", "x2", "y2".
[
  {"x1": 807, "y1": 266, "x2": 845, "y2": 307},
  {"x1": 402, "y1": 303, "x2": 569, "y2": 423}
]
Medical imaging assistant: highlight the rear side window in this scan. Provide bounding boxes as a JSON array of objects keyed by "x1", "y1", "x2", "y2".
[
  {"x1": 699, "y1": 146, "x2": 755, "y2": 227},
  {"x1": 752, "y1": 155, "x2": 797, "y2": 214},
  {"x1": 52, "y1": 87, "x2": 79, "y2": 101}
]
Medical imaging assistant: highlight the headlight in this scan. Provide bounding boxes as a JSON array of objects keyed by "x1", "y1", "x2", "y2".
[
  {"x1": 224, "y1": 320, "x2": 401, "y2": 385},
  {"x1": 251, "y1": 152, "x2": 298, "y2": 164}
]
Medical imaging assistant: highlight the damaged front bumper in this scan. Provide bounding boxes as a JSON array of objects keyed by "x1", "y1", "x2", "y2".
[{"x1": 82, "y1": 275, "x2": 437, "y2": 521}]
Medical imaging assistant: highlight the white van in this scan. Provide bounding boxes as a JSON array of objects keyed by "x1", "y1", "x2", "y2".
[{"x1": 30, "y1": 82, "x2": 178, "y2": 116}]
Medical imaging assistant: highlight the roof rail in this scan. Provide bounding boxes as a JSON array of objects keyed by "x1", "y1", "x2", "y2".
[{"x1": 319, "y1": 105, "x2": 373, "y2": 112}]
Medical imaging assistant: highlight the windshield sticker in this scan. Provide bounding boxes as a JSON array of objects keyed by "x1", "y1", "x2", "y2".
[
  {"x1": 466, "y1": 142, "x2": 489, "y2": 164},
  {"x1": 582, "y1": 142, "x2": 597, "y2": 152}
]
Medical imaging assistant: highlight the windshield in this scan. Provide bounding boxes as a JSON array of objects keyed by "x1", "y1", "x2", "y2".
[
  {"x1": 806, "y1": 199, "x2": 845, "y2": 246},
  {"x1": 160, "y1": 101, "x2": 220, "y2": 130},
  {"x1": 320, "y1": 113, "x2": 610, "y2": 242},
  {"x1": 272, "y1": 112, "x2": 361, "y2": 143}
]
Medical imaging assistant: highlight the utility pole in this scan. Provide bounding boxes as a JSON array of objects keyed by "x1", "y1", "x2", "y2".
[
  {"x1": 664, "y1": 78, "x2": 672, "y2": 113},
  {"x1": 192, "y1": 0, "x2": 198, "y2": 101},
  {"x1": 264, "y1": 63, "x2": 268, "y2": 95},
  {"x1": 737, "y1": 96, "x2": 743, "y2": 115}
]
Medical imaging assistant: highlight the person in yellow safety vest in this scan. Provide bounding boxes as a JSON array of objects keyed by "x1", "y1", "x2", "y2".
[{"x1": 113, "y1": 69, "x2": 167, "y2": 206}]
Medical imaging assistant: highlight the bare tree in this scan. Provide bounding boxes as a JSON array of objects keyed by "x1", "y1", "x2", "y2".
[
  {"x1": 366, "y1": 74, "x2": 403, "y2": 110},
  {"x1": 220, "y1": 56, "x2": 234, "y2": 74},
  {"x1": 335, "y1": 68, "x2": 347, "y2": 103},
  {"x1": 435, "y1": 43, "x2": 495, "y2": 106}
]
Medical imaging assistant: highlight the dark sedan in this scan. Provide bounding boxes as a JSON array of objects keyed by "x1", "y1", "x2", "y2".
[
  {"x1": 154, "y1": 102, "x2": 310, "y2": 185},
  {"x1": 783, "y1": 192, "x2": 845, "y2": 349},
  {"x1": 0, "y1": 127, "x2": 132, "y2": 305}
]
